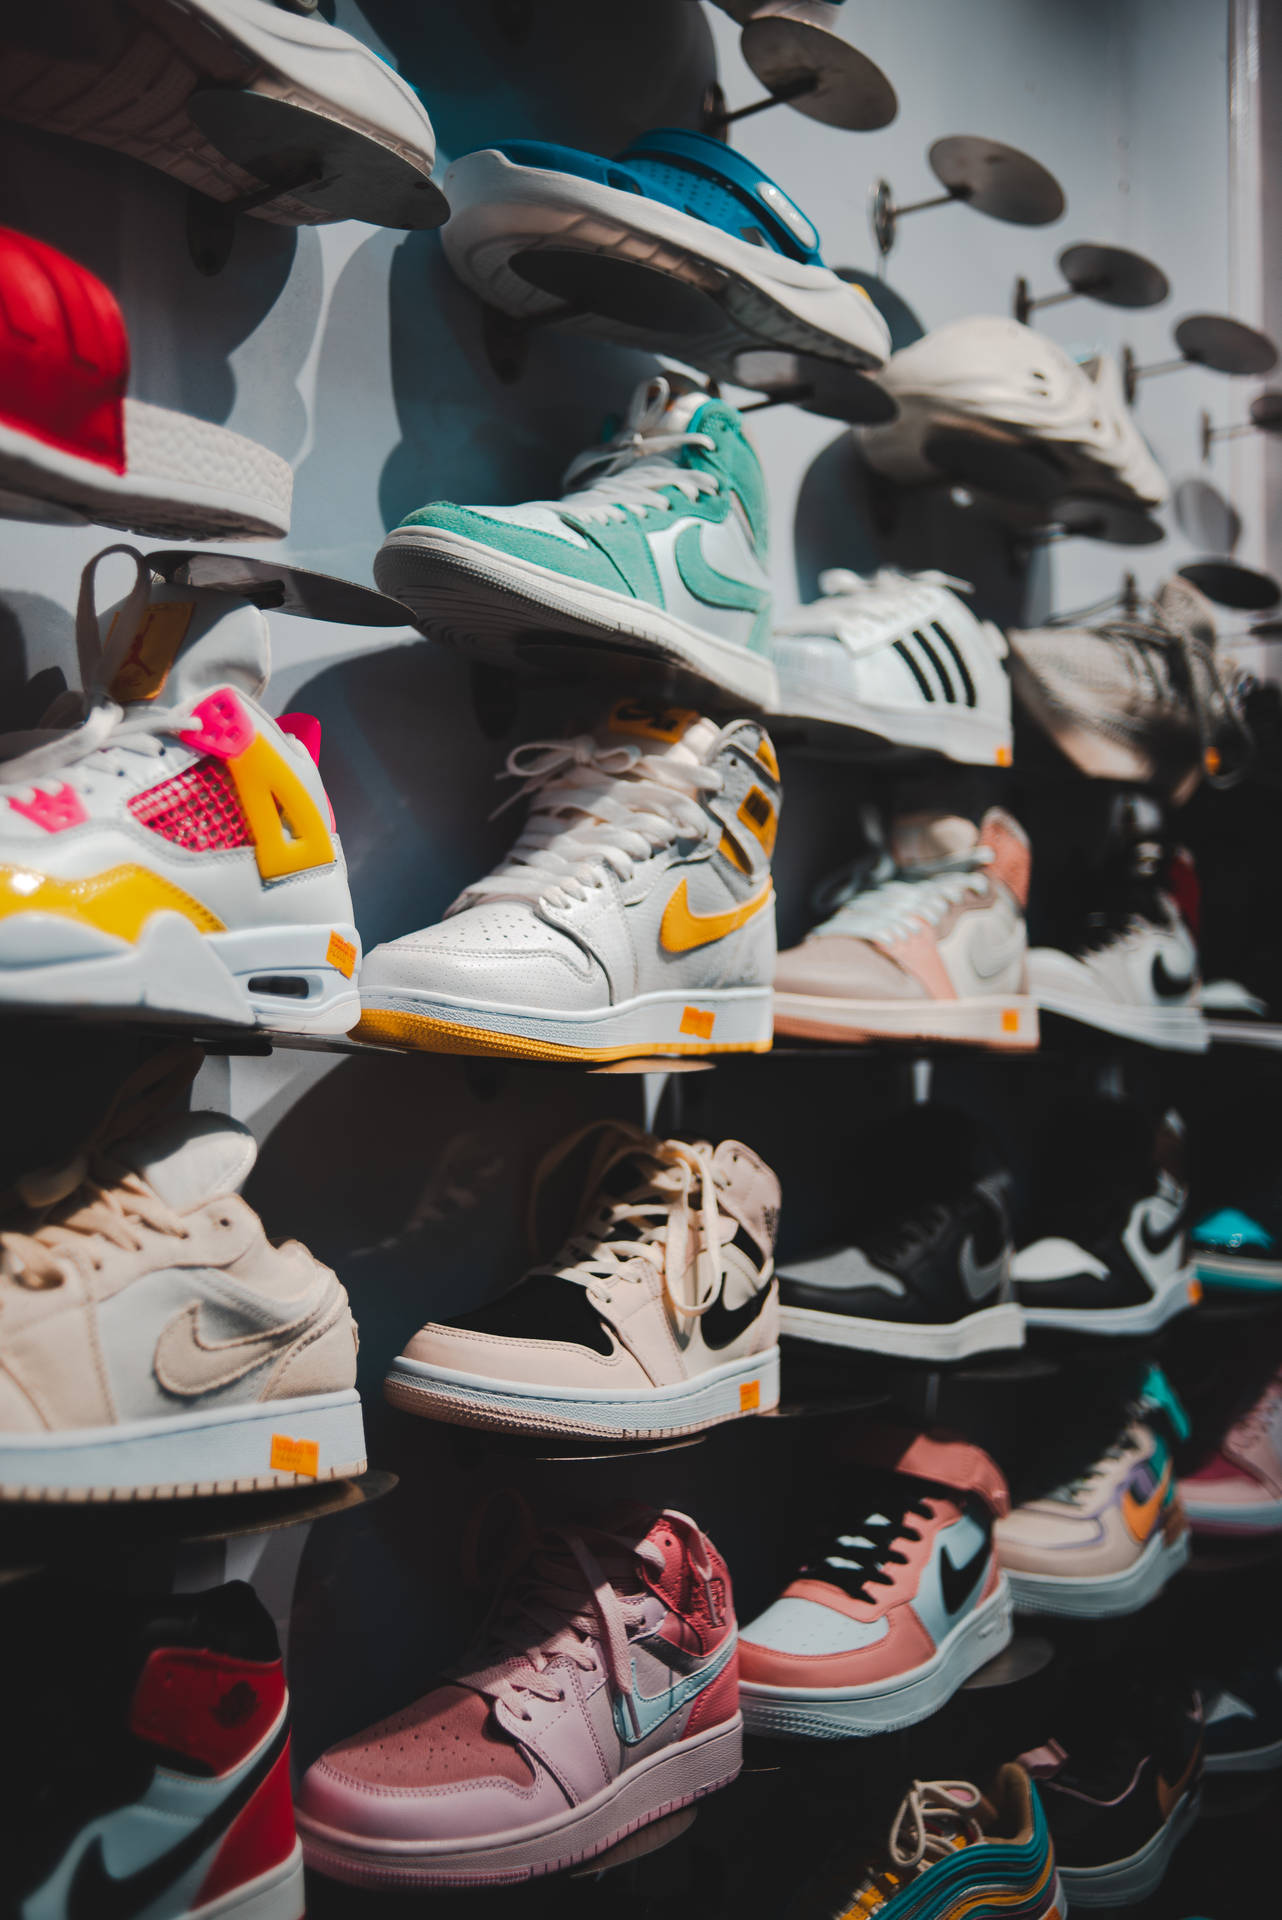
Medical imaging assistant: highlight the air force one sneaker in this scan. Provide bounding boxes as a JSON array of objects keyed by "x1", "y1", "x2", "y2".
[
  {"x1": 0, "y1": 1111, "x2": 366, "y2": 1500},
  {"x1": 773, "y1": 809, "x2": 1037, "y2": 1050},
  {"x1": 298, "y1": 1507, "x2": 743, "y2": 1888},
  {"x1": 0, "y1": 547, "x2": 361, "y2": 1034},
  {"x1": 385, "y1": 1121, "x2": 780, "y2": 1440},
  {"x1": 439, "y1": 127, "x2": 890, "y2": 379},
  {"x1": 859, "y1": 316, "x2": 1167, "y2": 509},
  {"x1": 358, "y1": 702, "x2": 781, "y2": 1062},
  {"x1": 376, "y1": 377, "x2": 778, "y2": 707},
  {"x1": 739, "y1": 1429, "x2": 1012, "y2": 1738},
  {"x1": 1181, "y1": 1366, "x2": 1282, "y2": 1536},
  {"x1": 772, "y1": 568, "x2": 1012, "y2": 767}
]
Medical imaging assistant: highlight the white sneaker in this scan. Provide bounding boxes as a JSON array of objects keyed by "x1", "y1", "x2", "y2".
[
  {"x1": 859, "y1": 316, "x2": 1168, "y2": 509},
  {"x1": 358, "y1": 701, "x2": 781, "y2": 1062},
  {"x1": 375, "y1": 376, "x2": 778, "y2": 708},
  {"x1": 1028, "y1": 896, "x2": 1208, "y2": 1052},
  {"x1": 773, "y1": 568, "x2": 1012, "y2": 765},
  {"x1": 0, "y1": 546, "x2": 361, "y2": 1034}
]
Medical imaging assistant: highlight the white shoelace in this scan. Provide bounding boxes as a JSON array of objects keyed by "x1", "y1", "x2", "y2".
[
  {"x1": 796, "y1": 567, "x2": 974, "y2": 643},
  {"x1": 1, "y1": 1156, "x2": 188, "y2": 1290},
  {"x1": 558, "y1": 377, "x2": 719, "y2": 526},
  {"x1": 811, "y1": 850, "x2": 993, "y2": 944},
  {"x1": 888, "y1": 1780, "x2": 985, "y2": 1872},
  {"x1": 460, "y1": 734, "x2": 721, "y2": 914}
]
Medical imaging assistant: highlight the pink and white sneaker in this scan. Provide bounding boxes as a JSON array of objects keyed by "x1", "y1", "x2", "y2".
[
  {"x1": 296, "y1": 1507, "x2": 742, "y2": 1887},
  {"x1": 738, "y1": 1428, "x2": 1013, "y2": 1738},
  {"x1": 1181, "y1": 1371, "x2": 1282, "y2": 1535}
]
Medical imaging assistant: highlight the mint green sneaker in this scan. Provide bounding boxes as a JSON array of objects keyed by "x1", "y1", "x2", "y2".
[{"x1": 374, "y1": 376, "x2": 777, "y2": 708}]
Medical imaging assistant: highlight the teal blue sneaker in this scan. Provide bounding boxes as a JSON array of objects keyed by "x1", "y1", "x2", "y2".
[{"x1": 375, "y1": 375, "x2": 778, "y2": 707}]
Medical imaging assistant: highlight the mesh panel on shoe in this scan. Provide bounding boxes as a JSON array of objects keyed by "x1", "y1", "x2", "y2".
[
  {"x1": 323, "y1": 1684, "x2": 534, "y2": 1788},
  {"x1": 128, "y1": 758, "x2": 252, "y2": 851}
]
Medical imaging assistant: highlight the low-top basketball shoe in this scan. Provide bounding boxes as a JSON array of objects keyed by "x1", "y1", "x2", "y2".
[
  {"x1": 773, "y1": 809, "x2": 1037, "y2": 1049},
  {"x1": 1203, "y1": 1657, "x2": 1282, "y2": 1771},
  {"x1": 1014, "y1": 1101, "x2": 1198, "y2": 1335},
  {"x1": 297, "y1": 1506, "x2": 742, "y2": 1888},
  {"x1": 384, "y1": 1121, "x2": 780, "y2": 1439},
  {"x1": 739, "y1": 1428, "x2": 1012, "y2": 1738},
  {"x1": 1193, "y1": 1197, "x2": 1282, "y2": 1293},
  {"x1": 772, "y1": 568, "x2": 1012, "y2": 767},
  {"x1": 0, "y1": 1109, "x2": 365, "y2": 1500},
  {"x1": 357, "y1": 701, "x2": 780, "y2": 1062},
  {"x1": 1181, "y1": 1367, "x2": 1282, "y2": 1536},
  {"x1": 374, "y1": 376, "x2": 778, "y2": 706},
  {"x1": 0, "y1": 546, "x2": 361, "y2": 1033}
]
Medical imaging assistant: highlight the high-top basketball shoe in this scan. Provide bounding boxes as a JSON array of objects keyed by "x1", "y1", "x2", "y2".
[
  {"x1": 357, "y1": 701, "x2": 780, "y2": 1061},
  {"x1": 1181, "y1": 1367, "x2": 1282, "y2": 1536},
  {"x1": 0, "y1": 546, "x2": 360, "y2": 1033}
]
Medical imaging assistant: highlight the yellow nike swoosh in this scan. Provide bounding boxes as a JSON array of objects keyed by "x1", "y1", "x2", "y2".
[
  {"x1": 660, "y1": 877, "x2": 772, "y2": 954},
  {"x1": 1122, "y1": 1461, "x2": 1172, "y2": 1543}
]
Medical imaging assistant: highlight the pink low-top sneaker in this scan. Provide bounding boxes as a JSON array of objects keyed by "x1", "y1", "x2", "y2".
[
  {"x1": 296, "y1": 1507, "x2": 742, "y2": 1887},
  {"x1": 1181, "y1": 1371, "x2": 1282, "y2": 1535}
]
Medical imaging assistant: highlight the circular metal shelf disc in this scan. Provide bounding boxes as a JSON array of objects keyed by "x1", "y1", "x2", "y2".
[
  {"x1": 1250, "y1": 617, "x2": 1282, "y2": 637},
  {"x1": 187, "y1": 90, "x2": 449, "y2": 230},
  {"x1": 732, "y1": 348, "x2": 897, "y2": 423},
  {"x1": 739, "y1": 16, "x2": 897, "y2": 130},
  {"x1": 928, "y1": 135, "x2": 1065, "y2": 227},
  {"x1": 511, "y1": 249, "x2": 725, "y2": 336},
  {"x1": 962, "y1": 1635, "x2": 1055, "y2": 1691},
  {"x1": 922, "y1": 422, "x2": 1065, "y2": 507},
  {"x1": 1179, "y1": 559, "x2": 1281, "y2": 610},
  {"x1": 1054, "y1": 497, "x2": 1166, "y2": 547},
  {"x1": 1058, "y1": 242, "x2": 1169, "y2": 310},
  {"x1": 1174, "y1": 313, "x2": 1279, "y2": 377},
  {"x1": 147, "y1": 551, "x2": 411, "y2": 626},
  {"x1": 1250, "y1": 389, "x2": 1282, "y2": 431}
]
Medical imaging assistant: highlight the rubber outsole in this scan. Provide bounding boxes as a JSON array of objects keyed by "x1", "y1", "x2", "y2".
[
  {"x1": 1056, "y1": 1787, "x2": 1201, "y2": 1907},
  {"x1": 1019, "y1": 1265, "x2": 1200, "y2": 1336},
  {"x1": 1001, "y1": 1523, "x2": 1190, "y2": 1619},
  {"x1": 779, "y1": 1299, "x2": 1025, "y2": 1362},
  {"x1": 772, "y1": 992, "x2": 1039, "y2": 1051},
  {"x1": 356, "y1": 1007, "x2": 771, "y2": 1062}
]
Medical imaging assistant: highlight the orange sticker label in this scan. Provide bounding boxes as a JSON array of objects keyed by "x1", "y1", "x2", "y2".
[
  {"x1": 739, "y1": 1380, "x2": 761, "y2": 1412},
  {"x1": 1001, "y1": 1008, "x2": 1021, "y2": 1033},
  {"x1": 270, "y1": 1434, "x2": 319, "y2": 1477},
  {"x1": 326, "y1": 931, "x2": 357, "y2": 978},
  {"x1": 1188, "y1": 1277, "x2": 1203, "y2": 1304},
  {"x1": 679, "y1": 1005, "x2": 716, "y2": 1040},
  {"x1": 108, "y1": 601, "x2": 195, "y2": 703},
  {"x1": 607, "y1": 700, "x2": 699, "y2": 743},
  {"x1": 994, "y1": 744, "x2": 1013, "y2": 767}
]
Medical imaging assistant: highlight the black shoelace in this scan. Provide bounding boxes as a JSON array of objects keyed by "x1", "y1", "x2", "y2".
[{"x1": 798, "y1": 1478, "x2": 938, "y2": 1603}]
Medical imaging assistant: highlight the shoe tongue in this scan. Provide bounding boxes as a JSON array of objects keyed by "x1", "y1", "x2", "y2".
[
  {"x1": 115, "y1": 1112, "x2": 258, "y2": 1215},
  {"x1": 99, "y1": 581, "x2": 271, "y2": 712},
  {"x1": 890, "y1": 812, "x2": 980, "y2": 868},
  {"x1": 1155, "y1": 576, "x2": 1217, "y2": 647},
  {"x1": 598, "y1": 699, "x2": 720, "y2": 767}
]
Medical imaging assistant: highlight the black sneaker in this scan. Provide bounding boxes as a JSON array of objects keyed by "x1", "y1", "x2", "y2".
[
  {"x1": 1014, "y1": 1099, "x2": 1199, "y2": 1337},
  {"x1": 1203, "y1": 1656, "x2": 1282, "y2": 1773},
  {"x1": 1021, "y1": 1689, "x2": 1203, "y2": 1909},
  {"x1": 779, "y1": 1108, "x2": 1021, "y2": 1361}
]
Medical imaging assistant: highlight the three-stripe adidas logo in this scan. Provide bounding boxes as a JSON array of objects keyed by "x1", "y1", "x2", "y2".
[{"x1": 892, "y1": 620, "x2": 978, "y2": 707}]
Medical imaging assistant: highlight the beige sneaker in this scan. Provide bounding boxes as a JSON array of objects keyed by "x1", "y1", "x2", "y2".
[
  {"x1": 384, "y1": 1122, "x2": 781, "y2": 1439},
  {"x1": 773, "y1": 809, "x2": 1038, "y2": 1049},
  {"x1": 0, "y1": 1113, "x2": 365, "y2": 1500}
]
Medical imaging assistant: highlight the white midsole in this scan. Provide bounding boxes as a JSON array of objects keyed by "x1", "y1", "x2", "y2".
[
  {"x1": 1020, "y1": 1264, "x2": 1198, "y2": 1334},
  {"x1": 1057, "y1": 1789, "x2": 1200, "y2": 1906},
  {"x1": 1002, "y1": 1525, "x2": 1189, "y2": 1619},
  {"x1": 770, "y1": 672, "x2": 1012, "y2": 767},
  {"x1": 1194, "y1": 1250, "x2": 1282, "y2": 1285},
  {"x1": 1181, "y1": 1493, "x2": 1282, "y2": 1530},
  {"x1": 779, "y1": 1300, "x2": 1024, "y2": 1360},
  {"x1": 192, "y1": 1845, "x2": 305, "y2": 1920},
  {"x1": 1204, "y1": 1732, "x2": 1282, "y2": 1773},
  {"x1": 361, "y1": 982, "x2": 774, "y2": 1053},
  {"x1": 1032, "y1": 985, "x2": 1209, "y2": 1052},
  {"x1": 773, "y1": 990, "x2": 1038, "y2": 1047}
]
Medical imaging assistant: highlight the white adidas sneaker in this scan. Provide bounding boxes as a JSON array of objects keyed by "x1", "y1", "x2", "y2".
[
  {"x1": 773, "y1": 568, "x2": 1012, "y2": 765},
  {"x1": 358, "y1": 701, "x2": 781, "y2": 1062},
  {"x1": 0, "y1": 546, "x2": 361, "y2": 1033}
]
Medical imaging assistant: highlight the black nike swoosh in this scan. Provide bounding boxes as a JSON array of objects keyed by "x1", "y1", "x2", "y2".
[
  {"x1": 1139, "y1": 1205, "x2": 1187, "y2": 1255},
  {"x1": 1152, "y1": 953, "x2": 1197, "y2": 998},
  {"x1": 67, "y1": 1718, "x2": 288, "y2": 1920},
  {"x1": 701, "y1": 1278, "x2": 772, "y2": 1351},
  {"x1": 939, "y1": 1535, "x2": 992, "y2": 1617}
]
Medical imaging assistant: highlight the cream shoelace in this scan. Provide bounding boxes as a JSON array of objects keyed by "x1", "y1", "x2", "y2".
[
  {"x1": 793, "y1": 567, "x2": 974, "y2": 643},
  {"x1": 811, "y1": 850, "x2": 993, "y2": 945},
  {"x1": 558, "y1": 377, "x2": 719, "y2": 525},
  {"x1": 1, "y1": 1158, "x2": 188, "y2": 1289},
  {"x1": 888, "y1": 1779, "x2": 985, "y2": 1872},
  {"x1": 460, "y1": 734, "x2": 721, "y2": 913}
]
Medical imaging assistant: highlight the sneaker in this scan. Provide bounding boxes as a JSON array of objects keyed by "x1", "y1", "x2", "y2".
[
  {"x1": 1203, "y1": 1659, "x2": 1282, "y2": 1771},
  {"x1": 1028, "y1": 797, "x2": 1208, "y2": 1052},
  {"x1": 859, "y1": 316, "x2": 1167, "y2": 508},
  {"x1": 0, "y1": 1110, "x2": 366, "y2": 1499},
  {"x1": 1021, "y1": 1693, "x2": 1203, "y2": 1910},
  {"x1": 994, "y1": 1385, "x2": 1191, "y2": 1617},
  {"x1": 773, "y1": 809, "x2": 1038, "y2": 1049},
  {"x1": 1011, "y1": 577, "x2": 1250, "y2": 801},
  {"x1": 385, "y1": 1121, "x2": 780, "y2": 1438},
  {"x1": 0, "y1": 546, "x2": 362, "y2": 1034},
  {"x1": 357, "y1": 700, "x2": 780, "y2": 1062},
  {"x1": 374, "y1": 376, "x2": 778, "y2": 706},
  {"x1": 0, "y1": 227, "x2": 292, "y2": 539},
  {"x1": 1014, "y1": 1101, "x2": 1199, "y2": 1335},
  {"x1": 803, "y1": 1768, "x2": 1067, "y2": 1920},
  {"x1": 778, "y1": 1107, "x2": 1022, "y2": 1362},
  {"x1": 440, "y1": 128, "x2": 889, "y2": 380},
  {"x1": 1181, "y1": 1367, "x2": 1282, "y2": 1535},
  {"x1": 297, "y1": 1506, "x2": 742, "y2": 1887},
  {"x1": 772, "y1": 568, "x2": 1013, "y2": 766},
  {"x1": 738, "y1": 1428, "x2": 1013, "y2": 1738},
  {"x1": 10, "y1": 1577, "x2": 304, "y2": 1920},
  {"x1": 1192, "y1": 1198, "x2": 1282, "y2": 1292},
  {"x1": 0, "y1": 0, "x2": 444, "y2": 229}
]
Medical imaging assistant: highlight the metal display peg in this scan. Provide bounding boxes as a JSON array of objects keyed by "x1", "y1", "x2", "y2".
[
  {"x1": 1013, "y1": 242, "x2": 1169, "y2": 326},
  {"x1": 1200, "y1": 389, "x2": 1282, "y2": 460},
  {"x1": 1123, "y1": 313, "x2": 1279, "y2": 403},
  {"x1": 1177, "y1": 559, "x2": 1280, "y2": 612},
  {"x1": 704, "y1": 3, "x2": 897, "y2": 132},
  {"x1": 871, "y1": 135, "x2": 1065, "y2": 258},
  {"x1": 145, "y1": 550, "x2": 413, "y2": 626}
]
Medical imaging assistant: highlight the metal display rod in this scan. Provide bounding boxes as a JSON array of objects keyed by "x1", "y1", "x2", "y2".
[
  {"x1": 1124, "y1": 314, "x2": 1279, "y2": 403},
  {"x1": 704, "y1": 2, "x2": 897, "y2": 131},
  {"x1": 871, "y1": 136, "x2": 1065, "y2": 258},
  {"x1": 1200, "y1": 389, "x2": 1282, "y2": 460},
  {"x1": 1013, "y1": 243, "x2": 1169, "y2": 326}
]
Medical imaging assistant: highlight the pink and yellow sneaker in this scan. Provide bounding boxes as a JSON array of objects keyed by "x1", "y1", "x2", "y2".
[
  {"x1": 296, "y1": 1507, "x2": 741, "y2": 1887},
  {"x1": 738, "y1": 1428, "x2": 1013, "y2": 1737},
  {"x1": 1181, "y1": 1370, "x2": 1282, "y2": 1535}
]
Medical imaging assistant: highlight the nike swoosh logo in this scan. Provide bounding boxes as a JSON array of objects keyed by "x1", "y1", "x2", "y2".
[
  {"x1": 611, "y1": 1632, "x2": 737, "y2": 1746},
  {"x1": 1122, "y1": 1462, "x2": 1172, "y2": 1543},
  {"x1": 659, "y1": 877, "x2": 772, "y2": 954},
  {"x1": 939, "y1": 1536, "x2": 992, "y2": 1617},
  {"x1": 958, "y1": 1234, "x2": 1008, "y2": 1302},
  {"x1": 673, "y1": 522, "x2": 772, "y2": 618},
  {"x1": 153, "y1": 1302, "x2": 304, "y2": 1397},
  {"x1": 1155, "y1": 1741, "x2": 1202, "y2": 1819},
  {"x1": 1138, "y1": 1204, "x2": 1186, "y2": 1256},
  {"x1": 1152, "y1": 952, "x2": 1197, "y2": 998},
  {"x1": 968, "y1": 926, "x2": 1024, "y2": 980},
  {"x1": 701, "y1": 1277, "x2": 772, "y2": 1351},
  {"x1": 67, "y1": 1719, "x2": 287, "y2": 1920}
]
